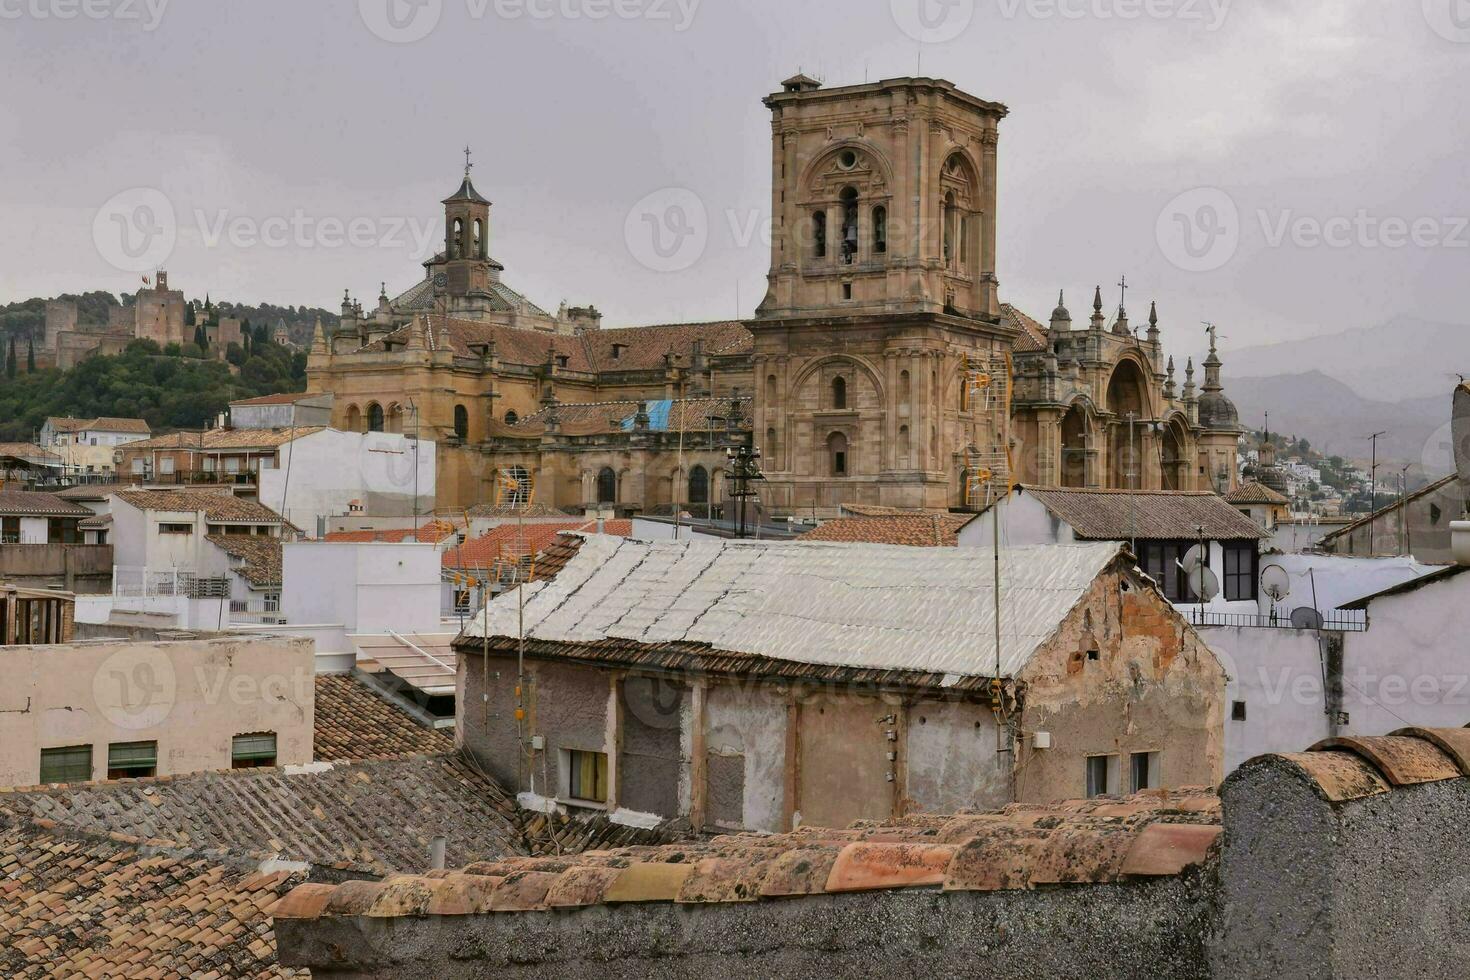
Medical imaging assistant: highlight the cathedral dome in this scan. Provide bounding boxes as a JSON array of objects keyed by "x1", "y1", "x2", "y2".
[{"x1": 1197, "y1": 390, "x2": 1239, "y2": 430}]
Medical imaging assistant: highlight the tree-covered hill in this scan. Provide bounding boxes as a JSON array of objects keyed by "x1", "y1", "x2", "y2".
[{"x1": 0, "y1": 336, "x2": 306, "y2": 441}]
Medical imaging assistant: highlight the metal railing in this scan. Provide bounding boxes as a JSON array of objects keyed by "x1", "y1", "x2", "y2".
[
  {"x1": 112, "y1": 566, "x2": 231, "y2": 599},
  {"x1": 229, "y1": 598, "x2": 286, "y2": 625},
  {"x1": 1184, "y1": 608, "x2": 1368, "y2": 632}
]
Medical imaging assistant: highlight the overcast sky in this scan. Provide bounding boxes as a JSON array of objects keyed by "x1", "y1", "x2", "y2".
[{"x1": 3, "y1": 0, "x2": 1467, "y2": 362}]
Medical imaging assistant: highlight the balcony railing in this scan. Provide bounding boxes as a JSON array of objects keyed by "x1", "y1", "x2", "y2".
[
  {"x1": 113, "y1": 566, "x2": 230, "y2": 599},
  {"x1": 1183, "y1": 608, "x2": 1367, "y2": 632},
  {"x1": 230, "y1": 598, "x2": 286, "y2": 625}
]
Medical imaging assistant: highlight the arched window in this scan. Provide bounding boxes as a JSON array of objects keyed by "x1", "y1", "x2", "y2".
[
  {"x1": 872, "y1": 205, "x2": 887, "y2": 254},
  {"x1": 898, "y1": 424, "x2": 911, "y2": 461},
  {"x1": 504, "y1": 410, "x2": 519, "y2": 425},
  {"x1": 688, "y1": 465, "x2": 709, "y2": 505},
  {"x1": 367, "y1": 402, "x2": 384, "y2": 433},
  {"x1": 959, "y1": 371, "x2": 971, "y2": 413},
  {"x1": 596, "y1": 467, "x2": 617, "y2": 504},
  {"x1": 943, "y1": 192, "x2": 956, "y2": 267},
  {"x1": 472, "y1": 218, "x2": 484, "y2": 259},
  {"x1": 387, "y1": 403, "x2": 404, "y2": 435},
  {"x1": 766, "y1": 426, "x2": 777, "y2": 468},
  {"x1": 765, "y1": 373, "x2": 777, "y2": 404},
  {"x1": 831, "y1": 375, "x2": 847, "y2": 410},
  {"x1": 453, "y1": 405, "x2": 469, "y2": 441},
  {"x1": 839, "y1": 187, "x2": 858, "y2": 264},
  {"x1": 828, "y1": 432, "x2": 849, "y2": 477},
  {"x1": 812, "y1": 211, "x2": 827, "y2": 258},
  {"x1": 898, "y1": 369, "x2": 911, "y2": 411},
  {"x1": 345, "y1": 404, "x2": 361, "y2": 432},
  {"x1": 451, "y1": 218, "x2": 464, "y2": 259}
]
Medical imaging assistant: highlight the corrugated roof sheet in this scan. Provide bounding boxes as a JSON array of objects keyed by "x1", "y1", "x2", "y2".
[
  {"x1": 461, "y1": 536, "x2": 1125, "y2": 680},
  {"x1": 1020, "y1": 486, "x2": 1269, "y2": 541}
]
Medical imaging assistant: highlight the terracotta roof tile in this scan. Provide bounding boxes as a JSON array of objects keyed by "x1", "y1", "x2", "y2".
[
  {"x1": 1001, "y1": 303, "x2": 1049, "y2": 353},
  {"x1": 228, "y1": 392, "x2": 317, "y2": 406},
  {"x1": 275, "y1": 787, "x2": 1221, "y2": 924},
  {"x1": 800, "y1": 514, "x2": 974, "y2": 547},
  {"x1": 1019, "y1": 486, "x2": 1270, "y2": 540},
  {"x1": 116, "y1": 489, "x2": 286, "y2": 523},
  {"x1": 323, "y1": 519, "x2": 460, "y2": 544},
  {"x1": 1224, "y1": 480, "x2": 1291, "y2": 505},
  {"x1": 442, "y1": 521, "x2": 631, "y2": 570},
  {"x1": 206, "y1": 534, "x2": 282, "y2": 586},
  {"x1": 122, "y1": 427, "x2": 325, "y2": 451},
  {"x1": 0, "y1": 490, "x2": 93, "y2": 517},
  {"x1": 0, "y1": 818, "x2": 303, "y2": 978},
  {"x1": 0, "y1": 756, "x2": 522, "y2": 877},
  {"x1": 312, "y1": 675, "x2": 453, "y2": 762}
]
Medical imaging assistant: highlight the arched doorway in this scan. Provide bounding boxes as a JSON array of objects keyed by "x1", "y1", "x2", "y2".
[
  {"x1": 1059, "y1": 404, "x2": 1090, "y2": 488},
  {"x1": 1106, "y1": 360, "x2": 1150, "y2": 488},
  {"x1": 596, "y1": 467, "x2": 617, "y2": 505},
  {"x1": 1161, "y1": 419, "x2": 1188, "y2": 491},
  {"x1": 688, "y1": 465, "x2": 709, "y2": 505}
]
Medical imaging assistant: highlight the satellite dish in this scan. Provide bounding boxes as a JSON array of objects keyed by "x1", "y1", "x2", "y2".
[
  {"x1": 1290, "y1": 606, "x2": 1325, "y2": 630},
  {"x1": 1260, "y1": 564, "x2": 1291, "y2": 603},
  {"x1": 1187, "y1": 565, "x2": 1220, "y2": 603},
  {"x1": 1182, "y1": 544, "x2": 1206, "y2": 574}
]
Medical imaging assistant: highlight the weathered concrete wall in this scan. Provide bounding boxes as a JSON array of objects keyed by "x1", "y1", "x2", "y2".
[
  {"x1": 618, "y1": 676, "x2": 685, "y2": 818},
  {"x1": 703, "y1": 682, "x2": 787, "y2": 832},
  {"x1": 1016, "y1": 572, "x2": 1226, "y2": 802},
  {"x1": 904, "y1": 697, "x2": 1008, "y2": 812},
  {"x1": 0, "y1": 544, "x2": 112, "y2": 593},
  {"x1": 1218, "y1": 757, "x2": 1470, "y2": 979},
  {"x1": 277, "y1": 872, "x2": 1216, "y2": 980},
  {"x1": 0, "y1": 633, "x2": 314, "y2": 787}
]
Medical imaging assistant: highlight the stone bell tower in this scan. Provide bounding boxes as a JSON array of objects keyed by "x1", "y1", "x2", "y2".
[
  {"x1": 749, "y1": 75, "x2": 1018, "y2": 515},
  {"x1": 440, "y1": 148, "x2": 498, "y2": 300}
]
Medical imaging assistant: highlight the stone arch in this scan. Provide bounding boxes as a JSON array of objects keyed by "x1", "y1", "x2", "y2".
[
  {"x1": 453, "y1": 404, "x2": 469, "y2": 441},
  {"x1": 827, "y1": 431, "x2": 849, "y2": 477},
  {"x1": 596, "y1": 467, "x2": 617, "y2": 504},
  {"x1": 345, "y1": 404, "x2": 362, "y2": 433},
  {"x1": 798, "y1": 141, "x2": 896, "y2": 200},
  {"x1": 1161, "y1": 413, "x2": 1191, "y2": 491},
  {"x1": 367, "y1": 402, "x2": 384, "y2": 433},
  {"x1": 789, "y1": 354, "x2": 886, "y2": 407},
  {"x1": 1060, "y1": 398, "x2": 1096, "y2": 488}
]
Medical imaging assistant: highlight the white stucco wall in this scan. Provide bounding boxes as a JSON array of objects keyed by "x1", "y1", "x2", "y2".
[
  {"x1": 280, "y1": 541, "x2": 442, "y2": 642},
  {"x1": 703, "y1": 684, "x2": 788, "y2": 833},
  {"x1": 257, "y1": 430, "x2": 436, "y2": 534},
  {"x1": 0, "y1": 633, "x2": 314, "y2": 788},
  {"x1": 15, "y1": 516, "x2": 48, "y2": 544}
]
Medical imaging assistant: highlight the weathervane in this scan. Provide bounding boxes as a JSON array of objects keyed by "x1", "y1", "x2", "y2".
[{"x1": 1202, "y1": 321, "x2": 1220, "y2": 352}]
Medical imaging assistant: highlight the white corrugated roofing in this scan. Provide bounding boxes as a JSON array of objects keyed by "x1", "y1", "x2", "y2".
[{"x1": 462, "y1": 536, "x2": 1125, "y2": 681}]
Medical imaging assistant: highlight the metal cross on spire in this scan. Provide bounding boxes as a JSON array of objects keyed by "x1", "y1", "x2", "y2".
[
  {"x1": 463, "y1": 145, "x2": 473, "y2": 178},
  {"x1": 1117, "y1": 274, "x2": 1128, "y2": 312}
]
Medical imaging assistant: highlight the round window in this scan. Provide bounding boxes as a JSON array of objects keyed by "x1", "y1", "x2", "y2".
[{"x1": 838, "y1": 150, "x2": 857, "y2": 170}]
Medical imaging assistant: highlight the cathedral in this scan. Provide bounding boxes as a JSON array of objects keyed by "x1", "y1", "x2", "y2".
[{"x1": 305, "y1": 74, "x2": 1241, "y2": 517}]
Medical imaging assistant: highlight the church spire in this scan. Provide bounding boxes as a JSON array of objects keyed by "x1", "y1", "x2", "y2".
[
  {"x1": 1089, "y1": 285, "x2": 1106, "y2": 331},
  {"x1": 1049, "y1": 289, "x2": 1072, "y2": 332},
  {"x1": 1147, "y1": 300, "x2": 1160, "y2": 346},
  {"x1": 1164, "y1": 355, "x2": 1176, "y2": 400}
]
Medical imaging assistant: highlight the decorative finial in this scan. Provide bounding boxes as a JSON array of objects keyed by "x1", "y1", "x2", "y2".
[
  {"x1": 1057, "y1": 289, "x2": 1065, "y2": 307},
  {"x1": 1117, "y1": 274, "x2": 1128, "y2": 314},
  {"x1": 1167, "y1": 355, "x2": 1175, "y2": 375},
  {"x1": 1093, "y1": 285, "x2": 1103, "y2": 312},
  {"x1": 1149, "y1": 300, "x2": 1158, "y2": 326},
  {"x1": 463, "y1": 145, "x2": 473, "y2": 178}
]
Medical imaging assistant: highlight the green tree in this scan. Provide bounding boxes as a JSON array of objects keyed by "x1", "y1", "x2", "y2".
[
  {"x1": 5, "y1": 336, "x2": 14, "y2": 379},
  {"x1": 26, "y1": 339, "x2": 34, "y2": 373}
]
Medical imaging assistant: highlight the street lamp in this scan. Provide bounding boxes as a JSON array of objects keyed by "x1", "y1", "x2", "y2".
[{"x1": 724, "y1": 444, "x2": 764, "y2": 539}]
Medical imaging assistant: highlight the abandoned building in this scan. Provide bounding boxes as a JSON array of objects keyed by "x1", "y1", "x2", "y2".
[{"x1": 454, "y1": 532, "x2": 1226, "y2": 831}]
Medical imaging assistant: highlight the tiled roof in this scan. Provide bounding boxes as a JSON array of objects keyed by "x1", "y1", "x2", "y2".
[
  {"x1": 801, "y1": 514, "x2": 975, "y2": 547},
  {"x1": 1224, "y1": 481, "x2": 1291, "y2": 506},
  {"x1": 121, "y1": 427, "x2": 325, "y2": 451},
  {"x1": 43, "y1": 416, "x2": 90, "y2": 433},
  {"x1": 361, "y1": 316, "x2": 753, "y2": 377},
  {"x1": 273, "y1": 786, "x2": 1220, "y2": 923},
  {"x1": 1019, "y1": 486, "x2": 1270, "y2": 541},
  {"x1": 463, "y1": 501, "x2": 575, "y2": 519},
  {"x1": 0, "y1": 443, "x2": 61, "y2": 465},
  {"x1": 312, "y1": 674, "x2": 454, "y2": 761},
  {"x1": 443, "y1": 520, "x2": 631, "y2": 569},
  {"x1": 0, "y1": 490, "x2": 92, "y2": 517},
  {"x1": 0, "y1": 817, "x2": 302, "y2": 979},
  {"x1": 581, "y1": 320, "x2": 751, "y2": 373},
  {"x1": 116, "y1": 488, "x2": 286, "y2": 523},
  {"x1": 53, "y1": 482, "x2": 136, "y2": 500},
  {"x1": 840, "y1": 503, "x2": 951, "y2": 517},
  {"x1": 0, "y1": 755, "x2": 522, "y2": 877},
  {"x1": 460, "y1": 535, "x2": 1128, "y2": 681},
  {"x1": 87, "y1": 416, "x2": 152, "y2": 434},
  {"x1": 229, "y1": 391, "x2": 318, "y2": 406},
  {"x1": 507, "y1": 396, "x2": 751, "y2": 437},
  {"x1": 78, "y1": 512, "x2": 112, "y2": 529},
  {"x1": 206, "y1": 534, "x2": 283, "y2": 586},
  {"x1": 1001, "y1": 303, "x2": 1050, "y2": 353},
  {"x1": 323, "y1": 519, "x2": 460, "y2": 544},
  {"x1": 1225, "y1": 726, "x2": 1470, "y2": 804}
]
